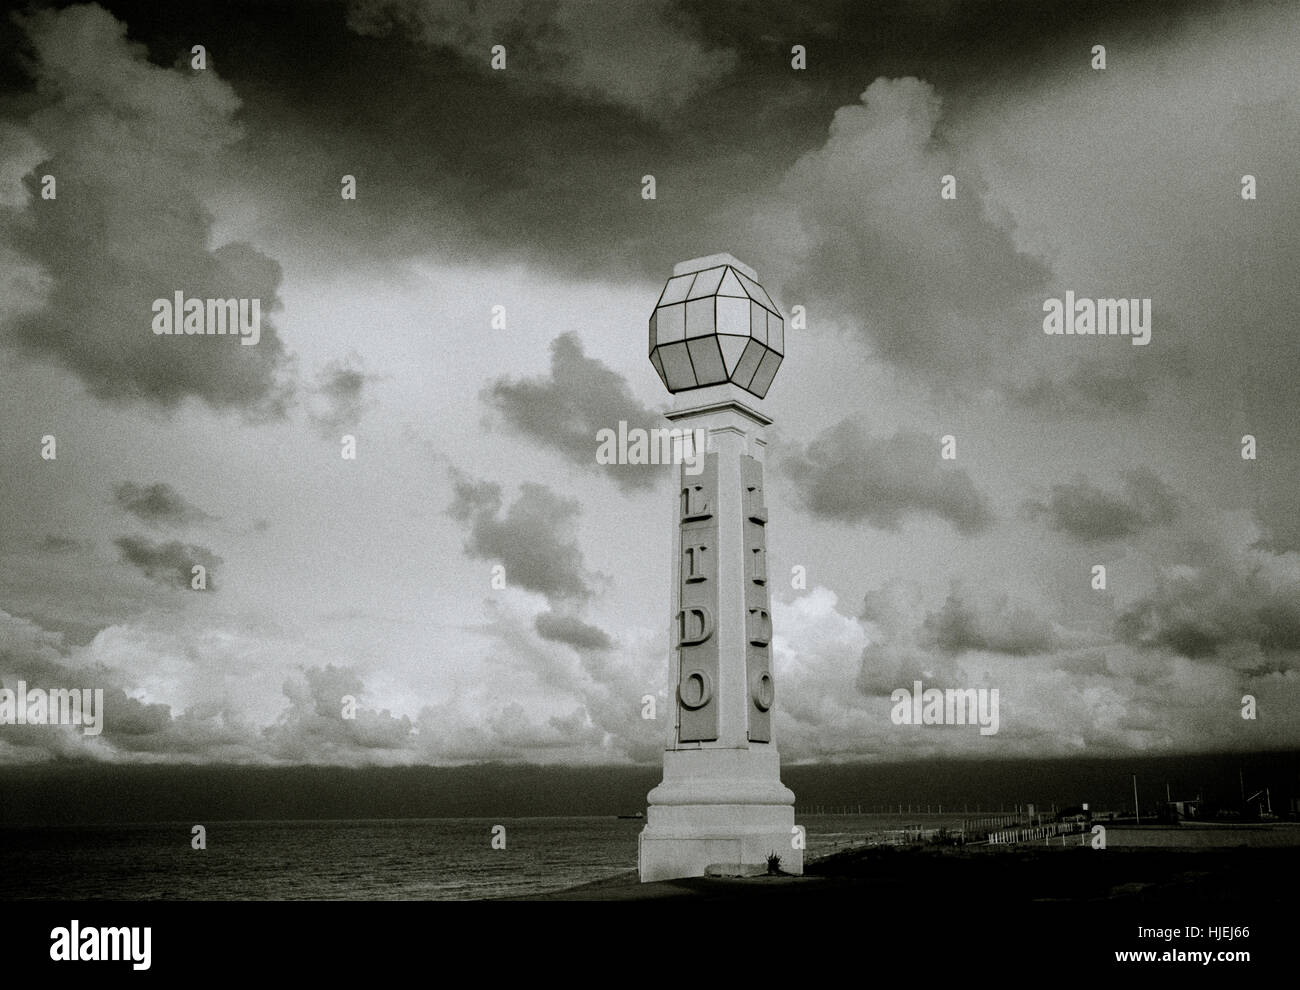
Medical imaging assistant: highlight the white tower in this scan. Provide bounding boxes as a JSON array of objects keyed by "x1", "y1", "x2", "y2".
[{"x1": 638, "y1": 253, "x2": 801, "y2": 882}]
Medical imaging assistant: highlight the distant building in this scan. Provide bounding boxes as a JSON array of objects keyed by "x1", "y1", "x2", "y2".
[{"x1": 1158, "y1": 799, "x2": 1201, "y2": 823}]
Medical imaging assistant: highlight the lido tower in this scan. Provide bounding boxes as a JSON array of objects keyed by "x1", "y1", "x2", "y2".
[{"x1": 638, "y1": 253, "x2": 801, "y2": 882}]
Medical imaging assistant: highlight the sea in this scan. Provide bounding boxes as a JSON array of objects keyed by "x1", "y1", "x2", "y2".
[{"x1": 0, "y1": 813, "x2": 965, "y2": 900}]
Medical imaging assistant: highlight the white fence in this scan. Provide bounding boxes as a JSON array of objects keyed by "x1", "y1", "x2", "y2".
[{"x1": 987, "y1": 821, "x2": 1087, "y2": 845}]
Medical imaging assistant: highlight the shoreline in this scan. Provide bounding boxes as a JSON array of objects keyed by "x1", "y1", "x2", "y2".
[{"x1": 515, "y1": 825, "x2": 1300, "y2": 901}]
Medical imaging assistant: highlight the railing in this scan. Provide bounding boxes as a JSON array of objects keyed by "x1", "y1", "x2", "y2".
[
  {"x1": 806, "y1": 810, "x2": 1093, "y2": 855},
  {"x1": 986, "y1": 821, "x2": 1087, "y2": 845},
  {"x1": 960, "y1": 815, "x2": 1025, "y2": 834}
]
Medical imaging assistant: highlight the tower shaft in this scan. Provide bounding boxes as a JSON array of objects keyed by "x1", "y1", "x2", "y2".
[{"x1": 638, "y1": 386, "x2": 800, "y2": 881}]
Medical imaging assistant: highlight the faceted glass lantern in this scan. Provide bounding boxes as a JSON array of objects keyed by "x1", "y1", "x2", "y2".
[{"x1": 649, "y1": 255, "x2": 784, "y2": 399}]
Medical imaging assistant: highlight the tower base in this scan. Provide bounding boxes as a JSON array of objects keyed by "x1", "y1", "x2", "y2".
[{"x1": 638, "y1": 748, "x2": 803, "y2": 882}]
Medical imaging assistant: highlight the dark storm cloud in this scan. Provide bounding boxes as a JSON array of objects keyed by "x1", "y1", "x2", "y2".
[
  {"x1": 446, "y1": 472, "x2": 598, "y2": 603},
  {"x1": 346, "y1": 0, "x2": 737, "y2": 116},
  {"x1": 112, "y1": 482, "x2": 213, "y2": 528},
  {"x1": 37, "y1": 534, "x2": 90, "y2": 553},
  {"x1": 483, "y1": 333, "x2": 667, "y2": 492},
  {"x1": 533, "y1": 610, "x2": 613, "y2": 652},
  {"x1": 0, "y1": 0, "x2": 1230, "y2": 295},
  {"x1": 1008, "y1": 357, "x2": 1160, "y2": 417},
  {"x1": 778, "y1": 418, "x2": 995, "y2": 535},
  {"x1": 3, "y1": 0, "x2": 1295, "y2": 772},
  {"x1": 1024, "y1": 466, "x2": 1178, "y2": 544},
  {"x1": 307, "y1": 353, "x2": 378, "y2": 437},
  {"x1": 113, "y1": 536, "x2": 223, "y2": 590},
  {"x1": 921, "y1": 587, "x2": 1057, "y2": 656},
  {"x1": 1116, "y1": 562, "x2": 1300, "y2": 661},
  {"x1": 100, "y1": 690, "x2": 172, "y2": 737},
  {"x1": 0, "y1": 5, "x2": 292, "y2": 415}
]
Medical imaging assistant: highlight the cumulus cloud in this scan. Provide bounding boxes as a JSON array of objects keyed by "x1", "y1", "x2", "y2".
[
  {"x1": 263, "y1": 665, "x2": 415, "y2": 762},
  {"x1": 823, "y1": 577, "x2": 1271, "y2": 759},
  {"x1": 346, "y1": 0, "x2": 736, "y2": 116},
  {"x1": 0, "y1": 608, "x2": 428, "y2": 765},
  {"x1": 763, "y1": 76, "x2": 1049, "y2": 390},
  {"x1": 483, "y1": 333, "x2": 668, "y2": 493},
  {"x1": 446, "y1": 472, "x2": 600, "y2": 604},
  {"x1": 534, "y1": 610, "x2": 613, "y2": 652},
  {"x1": 921, "y1": 586, "x2": 1057, "y2": 656},
  {"x1": 414, "y1": 602, "x2": 664, "y2": 764},
  {"x1": 112, "y1": 482, "x2": 214, "y2": 528},
  {"x1": 853, "y1": 583, "x2": 967, "y2": 699},
  {"x1": 768, "y1": 587, "x2": 877, "y2": 761},
  {"x1": 0, "y1": 609, "x2": 242, "y2": 762},
  {"x1": 817, "y1": 503, "x2": 1300, "y2": 759},
  {"x1": 1116, "y1": 549, "x2": 1300, "y2": 664},
  {"x1": 307, "y1": 352, "x2": 379, "y2": 438},
  {"x1": 1024, "y1": 466, "x2": 1178, "y2": 544},
  {"x1": 778, "y1": 418, "x2": 995, "y2": 535},
  {"x1": 0, "y1": 4, "x2": 292, "y2": 414},
  {"x1": 113, "y1": 536, "x2": 223, "y2": 590}
]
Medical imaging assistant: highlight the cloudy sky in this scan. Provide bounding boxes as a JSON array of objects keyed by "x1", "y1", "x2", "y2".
[{"x1": 0, "y1": 0, "x2": 1296, "y2": 770}]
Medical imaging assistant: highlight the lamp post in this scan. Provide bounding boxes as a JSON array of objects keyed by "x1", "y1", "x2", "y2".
[{"x1": 637, "y1": 253, "x2": 800, "y2": 882}]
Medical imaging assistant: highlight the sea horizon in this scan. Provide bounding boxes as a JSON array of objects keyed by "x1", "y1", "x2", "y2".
[{"x1": 7, "y1": 810, "x2": 1298, "y2": 901}]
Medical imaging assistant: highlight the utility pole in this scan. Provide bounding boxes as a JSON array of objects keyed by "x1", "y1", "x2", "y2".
[{"x1": 1132, "y1": 773, "x2": 1140, "y2": 824}]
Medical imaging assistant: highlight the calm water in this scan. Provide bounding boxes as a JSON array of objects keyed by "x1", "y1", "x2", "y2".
[{"x1": 0, "y1": 814, "x2": 956, "y2": 900}]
